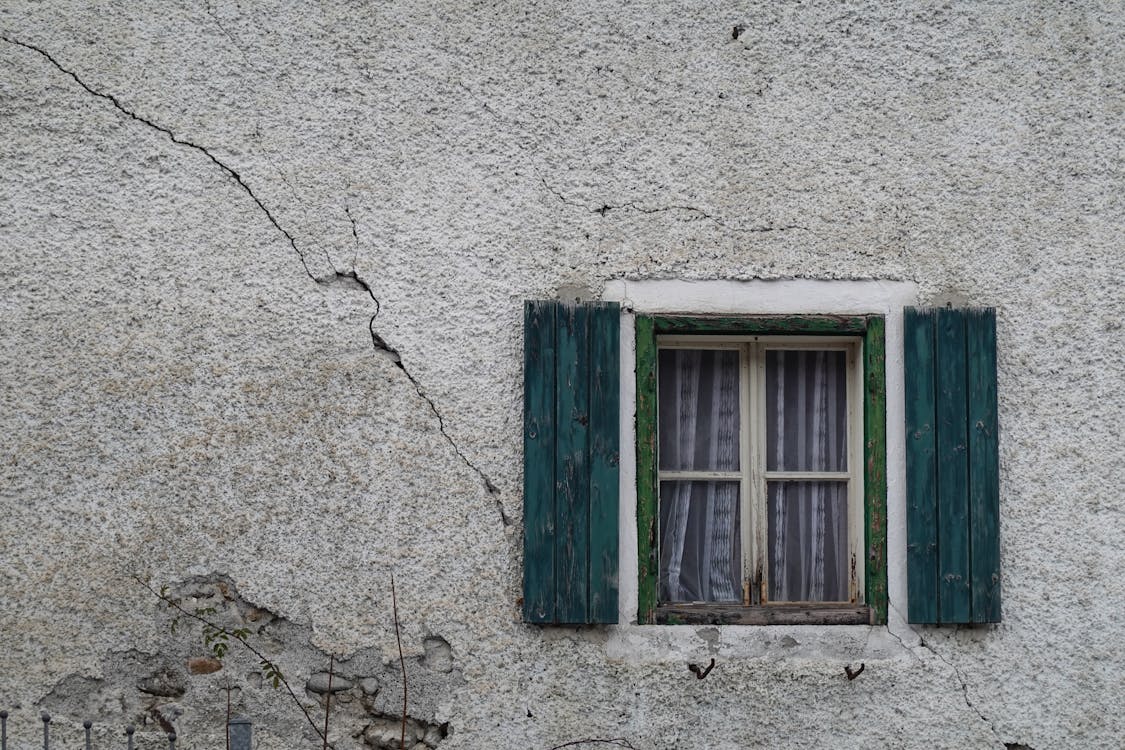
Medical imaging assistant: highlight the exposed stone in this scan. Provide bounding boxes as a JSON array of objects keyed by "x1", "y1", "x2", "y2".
[
  {"x1": 422, "y1": 637, "x2": 453, "y2": 673},
  {"x1": 422, "y1": 725, "x2": 444, "y2": 747},
  {"x1": 149, "y1": 703, "x2": 182, "y2": 734},
  {"x1": 306, "y1": 672, "x2": 354, "y2": 694},
  {"x1": 360, "y1": 715, "x2": 445, "y2": 749},
  {"x1": 137, "y1": 668, "x2": 186, "y2": 698},
  {"x1": 187, "y1": 657, "x2": 222, "y2": 675},
  {"x1": 360, "y1": 677, "x2": 380, "y2": 694}
]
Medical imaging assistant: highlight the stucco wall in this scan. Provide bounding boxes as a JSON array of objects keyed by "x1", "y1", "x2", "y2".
[{"x1": 2, "y1": 2, "x2": 1123, "y2": 748}]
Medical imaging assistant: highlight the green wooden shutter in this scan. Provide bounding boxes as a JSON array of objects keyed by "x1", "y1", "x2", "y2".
[
  {"x1": 904, "y1": 307, "x2": 1001, "y2": 624},
  {"x1": 523, "y1": 300, "x2": 620, "y2": 624}
]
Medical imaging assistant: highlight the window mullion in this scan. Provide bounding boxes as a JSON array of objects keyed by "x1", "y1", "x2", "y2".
[
  {"x1": 748, "y1": 341, "x2": 768, "y2": 605},
  {"x1": 755, "y1": 342, "x2": 770, "y2": 604},
  {"x1": 739, "y1": 343, "x2": 753, "y2": 605}
]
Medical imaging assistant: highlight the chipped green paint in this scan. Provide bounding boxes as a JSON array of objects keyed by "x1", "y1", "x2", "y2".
[
  {"x1": 653, "y1": 315, "x2": 868, "y2": 336},
  {"x1": 635, "y1": 315, "x2": 659, "y2": 624},
  {"x1": 863, "y1": 316, "x2": 888, "y2": 626},
  {"x1": 635, "y1": 313, "x2": 888, "y2": 624}
]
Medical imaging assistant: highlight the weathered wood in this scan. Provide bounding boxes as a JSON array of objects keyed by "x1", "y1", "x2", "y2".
[
  {"x1": 653, "y1": 315, "x2": 868, "y2": 336},
  {"x1": 904, "y1": 307, "x2": 939, "y2": 624},
  {"x1": 936, "y1": 308, "x2": 971, "y2": 623},
  {"x1": 555, "y1": 303, "x2": 591, "y2": 624},
  {"x1": 967, "y1": 308, "x2": 1001, "y2": 623},
  {"x1": 655, "y1": 604, "x2": 871, "y2": 626},
  {"x1": 523, "y1": 301, "x2": 557, "y2": 623},
  {"x1": 587, "y1": 302, "x2": 621, "y2": 624},
  {"x1": 863, "y1": 316, "x2": 888, "y2": 626},
  {"x1": 634, "y1": 315, "x2": 659, "y2": 625}
]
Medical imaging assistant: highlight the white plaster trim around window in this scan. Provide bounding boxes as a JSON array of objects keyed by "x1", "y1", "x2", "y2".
[{"x1": 601, "y1": 279, "x2": 920, "y2": 663}]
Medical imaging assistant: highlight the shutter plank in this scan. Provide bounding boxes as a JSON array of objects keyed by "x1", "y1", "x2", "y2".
[
  {"x1": 936, "y1": 308, "x2": 971, "y2": 623},
  {"x1": 523, "y1": 301, "x2": 557, "y2": 623},
  {"x1": 967, "y1": 308, "x2": 1001, "y2": 623},
  {"x1": 904, "y1": 308, "x2": 939, "y2": 624},
  {"x1": 588, "y1": 302, "x2": 621, "y2": 623},
  {"x1": 555, "y1": 303, "x2": 591, "y2": 623}
]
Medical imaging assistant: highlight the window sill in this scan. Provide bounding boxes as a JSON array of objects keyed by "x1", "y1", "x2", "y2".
[{"x1": 654, "y1": 603, "x2": 872, "y2": 626}]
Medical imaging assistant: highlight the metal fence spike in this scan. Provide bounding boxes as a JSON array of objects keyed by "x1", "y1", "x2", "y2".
[
  {"x1": 125, "y1": 724, "x2": 135, "y2": 750},
  {"x1": 1, "y1": 709, "x2": 8, "y2": 750},
  {"x1": 167, "y1": 731, "x2": 177, "y2": 749},
  {"x1": 40, "y1": 712, "x2": 50, "y2": 750},
  {"x1": 83, "y1": 720, "x2": 92, "y2": 750}
]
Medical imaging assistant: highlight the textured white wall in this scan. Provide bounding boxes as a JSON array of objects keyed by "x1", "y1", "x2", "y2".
[{"x1": 2, "y1": 2, "x2": 1124, "y2": 748}]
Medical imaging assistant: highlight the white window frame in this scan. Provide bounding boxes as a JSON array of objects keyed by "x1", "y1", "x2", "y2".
[{"x1": 657, "y1": 334, "x2": 866, "y2": 606}]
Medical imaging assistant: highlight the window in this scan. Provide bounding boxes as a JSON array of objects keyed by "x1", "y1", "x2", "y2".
[
  {"x1": 635, "y1": 315, "x2": 888, "y2": 626},
  {"x1": 520, "y1": 295, "x2": 999, "y2": 628}
]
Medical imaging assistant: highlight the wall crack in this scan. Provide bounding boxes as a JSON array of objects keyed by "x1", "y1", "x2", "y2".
[
  {"x1": 886, "y1": 605, "x2": 1005, "y2": 747},
  {"x1": 5, "y1": 34, "x2": 505, "y2": 521},
  {"x1": 341, "y1": 225, "x2": 507, "y2": 522},
  {"x1": 539, "y1": 178, "x2": 808, "y2": 234},
  {"x1": 1, "y1": 34, "x2": 320, "y2": 280}
]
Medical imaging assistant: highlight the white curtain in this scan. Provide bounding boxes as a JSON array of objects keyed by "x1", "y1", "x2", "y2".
[
  {"x1": 658, "y1": 349, "x2": 740, "y2": 602},
  {"x1": 657, "y1": 347, "x2": 848, "y2": 604},
  {"x1": 766, "y1": 350, "x2": 848, "y2": 602}
]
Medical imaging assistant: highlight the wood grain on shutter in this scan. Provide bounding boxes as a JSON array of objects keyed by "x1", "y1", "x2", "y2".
[
  {"x1": 523, "y1": 300, "x2": 621, "y2": 625},
  {"x1": 935, "y1": 308, "x2": 971, "y2": 623},
  {"x1": 588, "y1": 302, "x2": 621, "y2": 624},
  {"x1": 905, "y1": 306, "x2": 1001, "y2": 624},
  {"x1": 904, "y1": 308, "x2": 940, "y2": 624},
  {"x1": 967, "y1": 308, "x2": 1001, "y2": 622},
  {"x1": 555, "y1": 303, "x2": 591, "y2": 624},
  {"x1": 523, "y1": 301, "x2": 557, "y2": 623}
]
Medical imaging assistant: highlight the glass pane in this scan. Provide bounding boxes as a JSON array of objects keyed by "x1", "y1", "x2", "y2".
[
  {"x1": 659, "y1": 481, "x2": 741, "y2": 603},
  {"x1": 658, "y1": 349, "x2": 740, "y2": 471},
  {"x1": 766, "y1": 481, "x2": 848, "y2": 602},
  {"x1": 765, "y1": 349, "x2": 848, "y2": 472}
]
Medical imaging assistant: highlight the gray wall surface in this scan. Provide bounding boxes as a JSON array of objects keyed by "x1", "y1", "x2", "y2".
[{"x1": 2, "y1": 2, "x2": 1123, "y2": 748}]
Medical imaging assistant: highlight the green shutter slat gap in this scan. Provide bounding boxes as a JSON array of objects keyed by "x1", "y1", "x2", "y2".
[
  {"x1": 523, "y1": 299, "x2": 620, "y2": 625},
  {"x1": 904, "y1": 306, "x2": 1001, "y2": 624}
]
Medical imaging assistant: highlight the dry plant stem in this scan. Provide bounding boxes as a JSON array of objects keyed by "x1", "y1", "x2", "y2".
[
  {"x1": 134, "y1": 576, "x2": 332, "y2": 748},
  {"x1": 322, "y1": 654, "x2": 334, "y2": 750},
  {"x1": 391, "y1": 574, "x2": 407, "y2": 750},
  {"x1": 224, "y1": 681, "x2": 232, "y2": 750}
]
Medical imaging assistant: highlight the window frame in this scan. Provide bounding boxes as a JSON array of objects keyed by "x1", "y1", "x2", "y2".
[{"x1": 635, "y1": 314, "x2": 888, "y2": 626}]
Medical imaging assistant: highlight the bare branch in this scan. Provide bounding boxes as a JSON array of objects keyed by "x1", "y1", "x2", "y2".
[{"x1": 134, "y1": 576, "x2": 332, "y2": 748}]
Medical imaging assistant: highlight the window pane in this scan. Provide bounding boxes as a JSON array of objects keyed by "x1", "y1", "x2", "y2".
[
  {"x1": 659, "y1": 481, "x2": 741, "y2": 603},
  {"x1": 765, "y1": 349, "x2": 847, "y2": 472},
  {"x1": 658, "y1": 349, "x2": 740, "y2": 471},
  {"x1": 767, "y1": 481, "x2": 848, "y2": 602}
]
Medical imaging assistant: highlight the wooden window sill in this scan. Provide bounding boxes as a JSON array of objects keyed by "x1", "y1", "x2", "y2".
[{"x1": 654, "y1": 603, "x2": 872, "y2": 626}]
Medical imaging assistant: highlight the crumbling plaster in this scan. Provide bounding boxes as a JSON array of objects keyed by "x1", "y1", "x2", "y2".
[{"x1": 1, "y1": 2, "x2": 1123, "y2": 748}]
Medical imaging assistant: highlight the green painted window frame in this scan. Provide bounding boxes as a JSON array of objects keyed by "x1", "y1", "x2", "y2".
[{"x1": 635, "y1": 314, "x2": 888, "y2": 626}]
